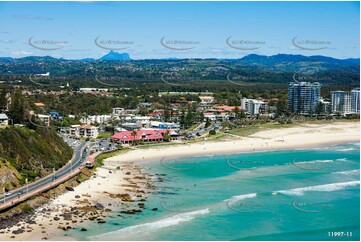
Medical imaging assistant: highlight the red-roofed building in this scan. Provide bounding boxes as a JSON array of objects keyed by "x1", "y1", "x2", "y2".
[
  {"x1": 214, "y1": 105, "x2": 242, "y2": 112},
  {"x1": 112, "y1": 129, "x2": 179, "y2": 144}
]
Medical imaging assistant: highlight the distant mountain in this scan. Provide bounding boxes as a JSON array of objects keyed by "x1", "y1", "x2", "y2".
[
  {"x1": 17, "y1": 55, "x2": 61, "y2": 62},
  {"x1": 98, "y1": 51, "x2": 132, "y2": 61},
  {"x1": 0, "y1": 53, "x2": 358, "y2": 74},
  {"x1": 0, "y1": 57, "x2": 13, "y2": 62},
  {"x1": 237, "y1": 54, "x2": 360, "y2": 73}
]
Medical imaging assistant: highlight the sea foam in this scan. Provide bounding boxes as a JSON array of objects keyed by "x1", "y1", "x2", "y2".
[
  {"x1": 88, "y1": 208, "x2": 209, "y2": 240},
  {"x1": 223, "y1": 193, "x2": 257, "y2": 202},
  {"x1": 273, "y1": 181, "x2": 360, "y2": 196}
]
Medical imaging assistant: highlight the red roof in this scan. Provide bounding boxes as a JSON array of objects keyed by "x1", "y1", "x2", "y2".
[{"x1": 112, "y1": 129, "x2": 170, "y2": 142}]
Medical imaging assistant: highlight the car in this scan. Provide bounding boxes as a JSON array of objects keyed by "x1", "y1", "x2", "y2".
[
  {"x1": 5, "y1": 192, "x2": 12, "y2": 196},
  {"x1": 17, "y1": 191, "x2": 23, "y2": 195}
]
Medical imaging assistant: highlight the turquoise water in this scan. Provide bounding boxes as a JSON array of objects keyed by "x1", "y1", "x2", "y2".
[{"x1": 68, "y1": 143, "x2": 360, "y2": 241}]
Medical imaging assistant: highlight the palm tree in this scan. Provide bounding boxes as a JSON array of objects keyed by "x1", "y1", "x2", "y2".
[{"x1": 131, "y1": 130, "x2": 138, "y2": 146}]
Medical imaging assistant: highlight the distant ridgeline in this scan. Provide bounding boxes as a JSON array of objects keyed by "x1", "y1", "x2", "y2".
[
  {"x1": 0, "y1": 126, "x2": 73, "y2": 190},
  {"x1": 0, "y1": 53, "x2": 359, "y2": 91}
]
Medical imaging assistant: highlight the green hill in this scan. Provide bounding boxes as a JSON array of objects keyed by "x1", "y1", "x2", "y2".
[{"x1": 0, "y1": 126, "x2": 73, "y2": 190}]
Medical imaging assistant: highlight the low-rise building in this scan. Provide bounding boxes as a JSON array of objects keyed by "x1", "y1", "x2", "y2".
[
  {"x1": 36, "y1": 114, "x2": 51, "y2": 126},
  {"x1": 112, "y1": 107, "x2": 125, "y2": 115},
  {"x1": 80, "y1": 115, "x2": 112, "y2": 124},
  {"x1": 0, "y1": 113, "x2": 9, "y2": 127},
  {"x1": 70, "y1": 124, "x2": 99, "y2": 139},
  {"x1": 147, "y1": 121, "x2": 180, "y2": 130},
  {"x1": 112, "y1": 129, "x2": 179, "y2": 144}
]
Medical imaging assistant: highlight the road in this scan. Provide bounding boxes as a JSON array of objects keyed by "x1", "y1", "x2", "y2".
[{"x1": 0, "y1": 140, "x2": 90, "y2": 206}]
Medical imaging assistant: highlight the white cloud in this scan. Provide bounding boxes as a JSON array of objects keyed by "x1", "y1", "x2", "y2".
[{"x1": 11, "y1": 50, "x2": 33, "y2": 57}]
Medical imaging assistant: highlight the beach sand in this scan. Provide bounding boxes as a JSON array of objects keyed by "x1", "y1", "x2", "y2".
[
  {"x1": 0, "y1": 162, "x2": 157, "y2": 241},
  {"x1": 0, "y1": 121, "x2": 359, "y2": 240},
  {"x1": 107, "y1": 121, "x2": 360, "y2": 164}
]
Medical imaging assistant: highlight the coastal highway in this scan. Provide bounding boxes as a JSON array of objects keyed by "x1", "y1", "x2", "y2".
[{"x1": 0, "y1": 140, "x2": 90, "y2": 207}]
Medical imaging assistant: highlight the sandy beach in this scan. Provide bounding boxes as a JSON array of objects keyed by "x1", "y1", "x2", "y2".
[
  {"x1": 0, "y1": 162, "x2": 158, "y2": 241},
  {"x1": 0, "y1": 121, "x2": 359, "y2": 241},
  {"x1": 107, "y1": 122, "x2": 360, "y2": 164}
]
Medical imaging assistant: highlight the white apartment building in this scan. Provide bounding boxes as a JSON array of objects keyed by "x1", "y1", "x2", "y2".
[
  {"x1": 351, "y1": 88, "x2": 360, "y2": 114},
  {"x1": 241, "y1": 98, "x2": 267, "y2": 115},
  {"x1": 80, "y1": 115, "x2": 112, "y2": 124},
  {"x1": 331, "y1": 91, "x2": 353, "y2": 114}
]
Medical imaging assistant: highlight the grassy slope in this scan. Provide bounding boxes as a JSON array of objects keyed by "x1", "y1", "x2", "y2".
[{"x1": 0, "y1": 126, "x2": 73, "y2": 190}]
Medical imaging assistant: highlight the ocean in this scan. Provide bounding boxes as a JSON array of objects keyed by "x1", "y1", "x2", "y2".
[{"x1": 67, "y1": 143, "x2": 360, "y2": 241}]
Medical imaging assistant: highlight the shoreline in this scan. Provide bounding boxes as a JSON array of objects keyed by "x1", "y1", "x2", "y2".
[
  {"x1": 107, "y1": 122, "x2": 360, "y2": 165},
  {"x1": 0, "y1": 121, "x2": 359, "y2": 241},
  {"x1": 0, "y1": 162, "x2": 159, "y2": 241}
]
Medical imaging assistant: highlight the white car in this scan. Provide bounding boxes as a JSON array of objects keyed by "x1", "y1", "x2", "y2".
[{"x1": 5, "y1": 192, "x2": 12, "y2": 196}]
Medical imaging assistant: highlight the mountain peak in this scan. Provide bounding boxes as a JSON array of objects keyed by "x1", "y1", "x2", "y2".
[{"x1": 99, "y1": 51, "x2": 132, "y2": 61}]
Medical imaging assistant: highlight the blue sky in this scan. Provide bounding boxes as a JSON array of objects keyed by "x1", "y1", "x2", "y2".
[{"x1": 0, "y1": 1, "x2": 359, "y2": 59}]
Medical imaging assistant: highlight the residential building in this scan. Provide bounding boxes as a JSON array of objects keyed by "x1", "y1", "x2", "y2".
[
  {"x1": 199, "y1": 96, "x2": 214, "y2": 104},
  {"x1": 112, "y1": 107, "x2": 125, "y2": 115},
  {"x1": 351, "y1": 88, "x2": 360, "y2": 114},
  {"x1": 331, "y1": 88, "x2": 360, "y2": 115},
  {"x1": 147, "y1": 121, "x2": 180, "y2": 131},
  {"x1": 288, "y1": 82, "x2": 321, "y2": 114},
  {"x1": 318, "y1": 99, "x2": 331, "y2": 113},
  {"x1": 80, "y1": 115, "x2": 112, "y2": 124},
  {"x1": 331, "y1": 91, "x2": 352, "y2": 114},
  {"x1": 78, "y1": 124, "x2": 99, "y2": 139},
  {"x1": 70, "y1": 124, "x2": 99, "y2": 139},
  {"x1": 0, "y1": 113, "x2": 9, "y2": 127},
  {"x1": 49, "y1": 111, "x2": 62, "y2": 120},
  {"x1": 241, "y1": 98, "x2": 267, "y2": 115},
  {"x1": 36, "y1": 114, "x2": 51, "y2": 126},
  {"x1": 34, "y1": 102, "x2": 46, "y2": 108}
]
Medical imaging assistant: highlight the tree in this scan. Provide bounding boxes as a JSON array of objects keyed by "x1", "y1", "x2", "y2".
[
  {"x1": 205, "y1": 117, "x2": 211, "y2": 128},
  {"x1": 0, "y1": 87, "x2": 7, "y2": 112},
  {"x1": 163, "y1": 130, "x2": 171, "y2": 142},
  {"x1": 180, "y1": 110, "x2": 186, "y2": 129},
  {"x1": 163, "y1": 107, "x2": 170, "y2": 122},
  {"x1": 209, "y1": 130, "x2": 216, "y2": 135},
  {"x1": 234, "y1": 106, "x2": 240, "y2": 120},
  {"x1": 9, "y1": 91, "x2": 26, "y2": 124},
  {"x1": 131, "y1": 130, "x2": 138, "y2": 145},
  {"x1": 276, "y1": 99, "x2": 287, "y2": 115}
]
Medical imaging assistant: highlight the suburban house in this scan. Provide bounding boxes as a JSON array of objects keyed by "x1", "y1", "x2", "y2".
[
  {"x1": 112, "y1": 107, "x2": 125, "y2": 115},
  {"x1": 0, "y1": 113, "x2": 9, "y2": 127},
  {"x1": 34, "y1": 102, "x2": 46, "y2": 108},
  {"x1": 112, "y1": 129, "x2": 179, "y2": 144},
  {"x1": 49, "y1": 111, "x2": 62, "y2": 120},
  {"x1": 36, "y1": 114, "x2": 51, "y2": 126}
]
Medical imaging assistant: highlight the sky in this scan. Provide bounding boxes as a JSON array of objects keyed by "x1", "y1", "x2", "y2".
[{"x1": 0, "y1": 1, "x2": 359, "y2": 59}]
